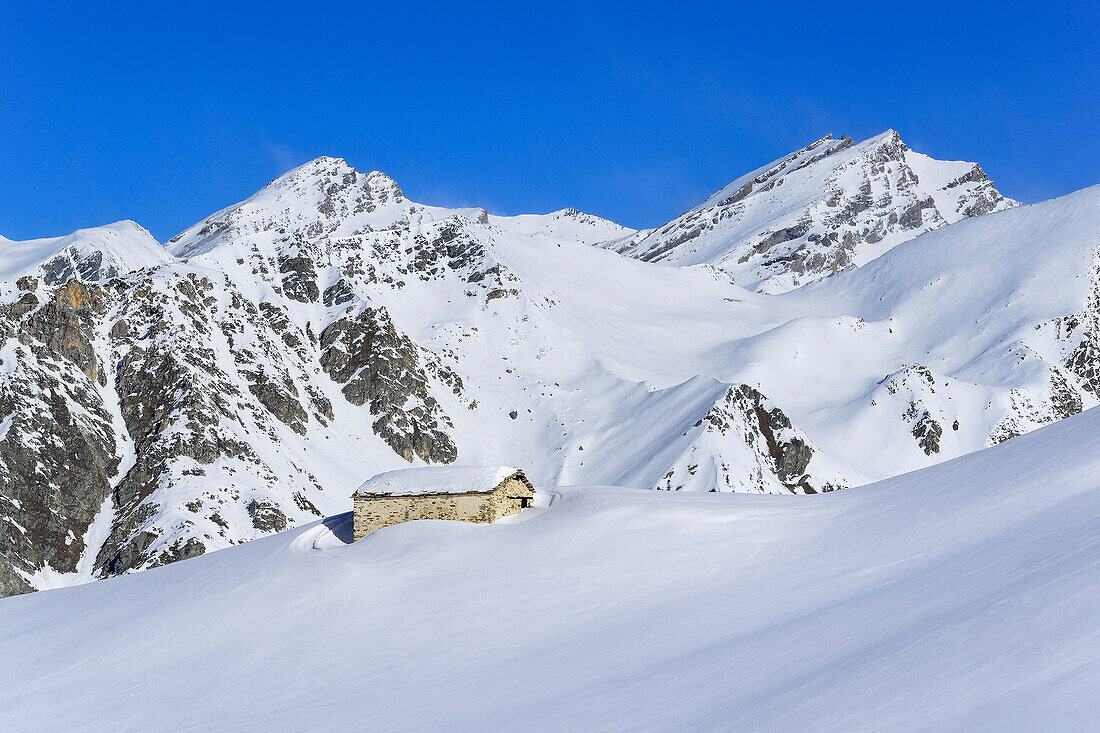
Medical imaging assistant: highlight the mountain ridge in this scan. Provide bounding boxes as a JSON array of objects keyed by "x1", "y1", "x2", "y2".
[{"x1": 604, "y1": 129, "x2": 1015, "y2": 292}]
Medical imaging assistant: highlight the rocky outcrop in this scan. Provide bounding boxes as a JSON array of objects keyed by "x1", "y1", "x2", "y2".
[
  {"x1": 907, "y1": 405, "x2": 943, "y2": 455},
  {"x1": 657, "y1": 385, "x2": 844, "y2": 494},
  {"x1": 322, "y1": 278, "x2": 355, "y2": 307},
  {"x1": 41, "y1": 249, "x2": 120, "y2": 286},
  {"x1": 278, "y1": 254, "x2": 320, "y2": 303},
  {"x1": 320, "y1": 305, "x2": 457, "y2": 464},
  {"x1": 882, "y1": 366, "x2": 945, "y2": 456},
  {"x1": 244, "y1": 369, "x2": 309, "y2": 434},
  {"x1": 19, "y1": 280, "x2": 105, "y2": 382},
  {"x1": 247, "y1": 499, "x2": 288, "y2": 532},
  {"x1": 1059, "y1": 267, "x2": 1100, "y2": 399}
]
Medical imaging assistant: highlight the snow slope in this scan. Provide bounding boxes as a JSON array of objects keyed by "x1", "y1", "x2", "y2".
[
  {"x1": 489, "y1": 207, "x2": 634, "y2": 244},
  {"x1": 2, "y1": 404, "x2": 1098, "y2": 731}
]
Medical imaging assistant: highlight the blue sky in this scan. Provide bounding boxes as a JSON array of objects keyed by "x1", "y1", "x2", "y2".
[{"x1": 1, "y1": 1, "x2": 1097, "y2": 241}]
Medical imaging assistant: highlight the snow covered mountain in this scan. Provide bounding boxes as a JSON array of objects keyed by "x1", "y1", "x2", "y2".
[
  {"x1": 0, "y1": 220, "x2": 173, "y2": 285},
  {"x1": 606, "y1": 131, "x2": 1014, "y2": 292},
  {"x1": 3, "y1": 403, "x2": 1099, "y2": 730},
  {"x1": 2, "y1": 139, "x2": 1099, "y2": 597}
]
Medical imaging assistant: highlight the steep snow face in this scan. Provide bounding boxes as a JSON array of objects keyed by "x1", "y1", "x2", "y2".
[
  {"x1": 2, "y1": 406, "x2": 1099, "y2": 731},
  {"x1": 606, "y1": 131, "x2": 1015, "y2": 293}
]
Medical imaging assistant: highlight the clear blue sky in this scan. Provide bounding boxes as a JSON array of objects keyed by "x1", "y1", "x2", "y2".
[{"x1": 1, "y1": 1, "x2": 1097, "y2": 241}]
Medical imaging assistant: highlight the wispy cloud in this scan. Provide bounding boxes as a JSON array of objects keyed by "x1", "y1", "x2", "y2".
[{"x1": 269, "y1": 142, "x2": 306, "y2": 175}]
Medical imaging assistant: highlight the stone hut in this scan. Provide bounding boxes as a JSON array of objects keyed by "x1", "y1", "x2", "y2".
[{"x1": 352, "y1": 465, "x2": 535, "y2": 540}]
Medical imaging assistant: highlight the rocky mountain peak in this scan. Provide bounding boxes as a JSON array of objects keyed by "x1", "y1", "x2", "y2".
[
  {"x1": 866, "y1": 128, "x2": 908, "y2": 160},
  {"x1": 269, "y1": 157, "x2": 404, "y2": 201},
  {"x1": 168, "y1": 159, "x2": 418, "y2": 259},
  {"x1": 362, "y1": 169, "x2": 404, "y2": 199},
  {"x1": 605, "y1": 130, "x2": 1015, "y2": 292},
  {"x1": 283, "y1": 154, "x2": 353, "y2": 178}
]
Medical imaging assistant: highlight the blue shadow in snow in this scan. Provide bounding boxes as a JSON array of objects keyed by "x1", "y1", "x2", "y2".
[{"x1": 322, "y1": 512, "x2": 355, "y2": 544}]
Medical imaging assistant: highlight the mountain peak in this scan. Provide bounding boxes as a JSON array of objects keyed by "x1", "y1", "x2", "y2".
[
  {"x1": 297, "y1": 154, "x2": 350, "y2": 171},
  {"x1": 363, "y1": 169, "x2": 404, "y2": 199},
  {"x1": 271, "y1": 155, "x2": 356, "y2": 187},
  {"x1": 266, "y1": 158, "x2": 404, "y2": 201},
  {"x1": 0, "y1": 219, "x2": 174, "y2": 284},
  {"x1": 168, "y1": 158, "x2": 416, "y2": 258},
  {"x1": 607, "y1": 130, "x2": 1014, "y2": 292},
  {"x1": 865, "y1": 128, "x2": 909, "y2": 160}
]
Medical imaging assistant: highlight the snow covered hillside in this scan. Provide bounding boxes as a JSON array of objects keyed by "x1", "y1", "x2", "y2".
[
  {"x1": 606, "y1": 131, "x2": 1014, "y2": 292},
  {"x1": 1, "y1": 138, "x2": 1098, "y2": 597},
  {"x1": 2, "y1": 404, "x2": 1097, "y2": 731}
]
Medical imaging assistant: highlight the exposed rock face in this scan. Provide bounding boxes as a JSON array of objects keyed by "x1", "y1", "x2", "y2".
[
  {"x1": 908, "y1": 406, "x2": 943, "y2": 455},
  {"x1": 1059, "y1": 265, "x2": 1100, "y2": 400},
  {"x1": 247, "y1": 499, "x2": 288, "y2": 532},
  {"x1": 96, "y1": 276, "x2": 256, "y2": 574},
  {"x1": 607, "y1": 131, "x2": 1015, "y2": 293},
  {"x1": 0, "y1": 222, "x2": 172, "y2": 595},
  {"x1": 320, "y1": 305, "x2": 457, "y2": 464},
  {"x1": 657, "y1": 385, "x2": 845, "y2": 494},
  {"x1": 90, "y1": 270, "x2": 339, "y2": 577},
  {"x1": 21, "y1": 281, "x2": 104, "y2": 381},
  {"x1": 883, "y1": 366, "x2": 944, "y2": 456},
  {"x1": 0, "y1": 562, "x2": 33, "y2": 597},
  {"x1": 323, "y1": 278, "x2": 355, "y2": 307},
  {"x1": 0, "y1": 281, "x2": 119, "y2": 594},
  {"x1": 41, "y1": 249, "x2": 120, "y2": 286},
  {"x1": 244, "y1": 369, "x2": 309, "y2": 434},
  {"x1": 278, "y1": 254, "x2": 320, "y2": 303}
]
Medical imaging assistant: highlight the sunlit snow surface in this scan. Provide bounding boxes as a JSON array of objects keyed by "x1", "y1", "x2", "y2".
[
  {"x1": 355, "y1": 464, "x2": 520, "y2": 495},
  {"x1": 0, "y1": 220, "x2": 172, "y2": 282},
  {"x1": 2, "y1": 406, "x2": 1098, "y2": 731}
]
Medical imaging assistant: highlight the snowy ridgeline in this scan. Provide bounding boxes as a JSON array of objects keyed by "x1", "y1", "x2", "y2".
[
  {"x1": 1, "y1": 404, "x2": 1098, "y2": 730},
  {"x1": 0, "y1": 129, "x2": 1099, "y2": 596}
]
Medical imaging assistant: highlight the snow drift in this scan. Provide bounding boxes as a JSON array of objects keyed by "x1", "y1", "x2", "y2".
[{"x1": 1, "y1": 403, "x2": 1098, "y2": 730}]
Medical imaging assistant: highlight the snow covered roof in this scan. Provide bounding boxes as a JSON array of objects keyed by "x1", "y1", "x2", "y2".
[{"x1": 353, "y1": 465, "x2": 524, "y2": 497}]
